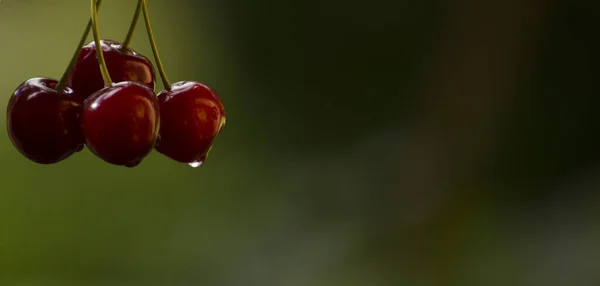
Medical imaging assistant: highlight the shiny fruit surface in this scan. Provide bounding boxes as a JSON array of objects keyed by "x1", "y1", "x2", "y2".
[
  {"x1": 155, "y1": 81, "x2": 226, "y2": 164},
  {"x1": 81, "y1": 81, "x2": 159, "y2": 167},
  {"x1": 68, "y1": 40, "x2": 155, "y2": 103},
  {"x1": 7, "y1": 78, "x2": 83, "y2": 164}
]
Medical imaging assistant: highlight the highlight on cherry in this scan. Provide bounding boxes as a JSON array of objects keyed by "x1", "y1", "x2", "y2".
[{"x1": 6, "y1": 0, "x2": 227, "y2": 168}]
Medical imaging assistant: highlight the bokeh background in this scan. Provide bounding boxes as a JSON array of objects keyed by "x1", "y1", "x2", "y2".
[{"x1": 1, "y1": 0, "x2": 600, "y2": 285}]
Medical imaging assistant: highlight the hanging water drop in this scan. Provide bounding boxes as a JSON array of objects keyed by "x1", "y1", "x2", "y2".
[
  {"x1": 188, "y1": 161, "x2": 203, "y2": 168},
  {"x1": 188, "y1": 155, "x2": 207, "y2": 168}
]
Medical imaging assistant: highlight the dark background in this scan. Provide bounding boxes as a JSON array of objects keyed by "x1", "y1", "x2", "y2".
[{"x1": 1, "y1": 0, "x2": 600, "y2": 285}]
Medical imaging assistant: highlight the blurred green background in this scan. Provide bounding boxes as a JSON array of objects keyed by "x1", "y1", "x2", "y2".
[{"x1": 2, "y1": 0, "x2": 600, "y2": 285}]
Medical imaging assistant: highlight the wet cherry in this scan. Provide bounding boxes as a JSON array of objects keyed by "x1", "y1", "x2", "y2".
[
  {"x1": 81, "y1": 81, "x2": 159, "y2": 167},
  {"x1": 155, "y1": 81, "x2": 226, "y2": 165},
  {"x1": 7, "y1": 78, "x2": 84, "y2": 164},
  {"x1": 68, "y1": 40, "x2": 155, "y2": 103}
]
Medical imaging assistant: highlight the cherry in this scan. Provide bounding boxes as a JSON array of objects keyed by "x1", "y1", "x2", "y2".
[
  {"x1": 67, "y1": 40, "x2": 155, "y2": 103},
  {"x1": 81, "y1": 81, "x2": 159, "y2": 167},
  {"x1": 155, "y1": 81, "x2": 226, "y2": 165},
  {"x1": 6, "y1": 78, "x2": 84, "y2": 164}
]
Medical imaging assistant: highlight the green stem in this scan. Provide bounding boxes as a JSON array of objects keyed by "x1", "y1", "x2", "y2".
[
  {"x1": 91, "y1": 0, "x2": 112, "y2": 85},
  {"x1": 56, "y1": 0, "x2": 103, "y2": 91},
  {"x1": 142, "y1": 0, "x2": 171, "y2": 90},
  {"x1": 121, "y1": 0, "x2": 143, "y2": 50}
]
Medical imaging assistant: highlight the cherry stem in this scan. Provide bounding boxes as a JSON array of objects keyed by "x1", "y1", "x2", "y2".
[
  {"x1": 142, "y1": 0, "x2": 171, "y2": 90},
  {"x1": 91, "y1": 0, "x2": 112, "y2": 86},
  {"x1": 55, "y1": 0, "x2": 103, "y2": 91},
  {"x1": 121, "y1": 0, "x2": 143, "y2": 50}
]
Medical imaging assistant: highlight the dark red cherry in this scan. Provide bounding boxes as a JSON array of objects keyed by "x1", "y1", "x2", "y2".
[
  {"x1": 81, "y1": 81, "x2": 159, "y2": 167},
  {"x1": 6, "y1": 78, "x2": 84, "y2": 164},
  {"x1": 155, "y1": 82, "x2": 226, "y2": 165},
  {"x1": 68, "y1": 40, "x2": 155, "y2": 103}
]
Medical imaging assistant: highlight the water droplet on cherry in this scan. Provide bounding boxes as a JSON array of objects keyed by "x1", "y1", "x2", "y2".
[{"x1": 188, "y1": 161, "x2": 203, "y2": 168}]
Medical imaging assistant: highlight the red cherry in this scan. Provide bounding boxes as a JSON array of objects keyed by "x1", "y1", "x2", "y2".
[
  {"x1": 155, "y1": 81, "x2": 226, "y2": 165},
  {"x1": 81, "y1": 81, "x2": 159, "y2": 167},
  {"x1": 6, "y1": 78, "x2": 84, "y2": 164},
  {"x1": 68, "y1": 40, "x2": 155, "y2": 104}
]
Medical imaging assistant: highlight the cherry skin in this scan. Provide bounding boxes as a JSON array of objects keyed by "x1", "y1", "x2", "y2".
[
  {"x1": 81, "y1": 81, "x2": 159, "y2": 167},
  {"x1": 67, "y1": 40, "x2": 155, "y2": 104},
  {"x1": 6, "y1": 78, "x2": 84, "y2": 164},
  {"x1": 155, "y1": 81, "x2": 226, "y2": 165}
]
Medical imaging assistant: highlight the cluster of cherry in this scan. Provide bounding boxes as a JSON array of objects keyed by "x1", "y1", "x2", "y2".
[{"x1": 6, "y1": 0, "x2": 226, "y2": 168}]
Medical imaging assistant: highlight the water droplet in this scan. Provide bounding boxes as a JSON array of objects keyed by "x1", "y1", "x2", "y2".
[
  {"x1": 188, "y1": 155, "x2": 207, "y2": 168},
  {"x1": 188, "y1": 161, "x2": 203, "y2": 168}
]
